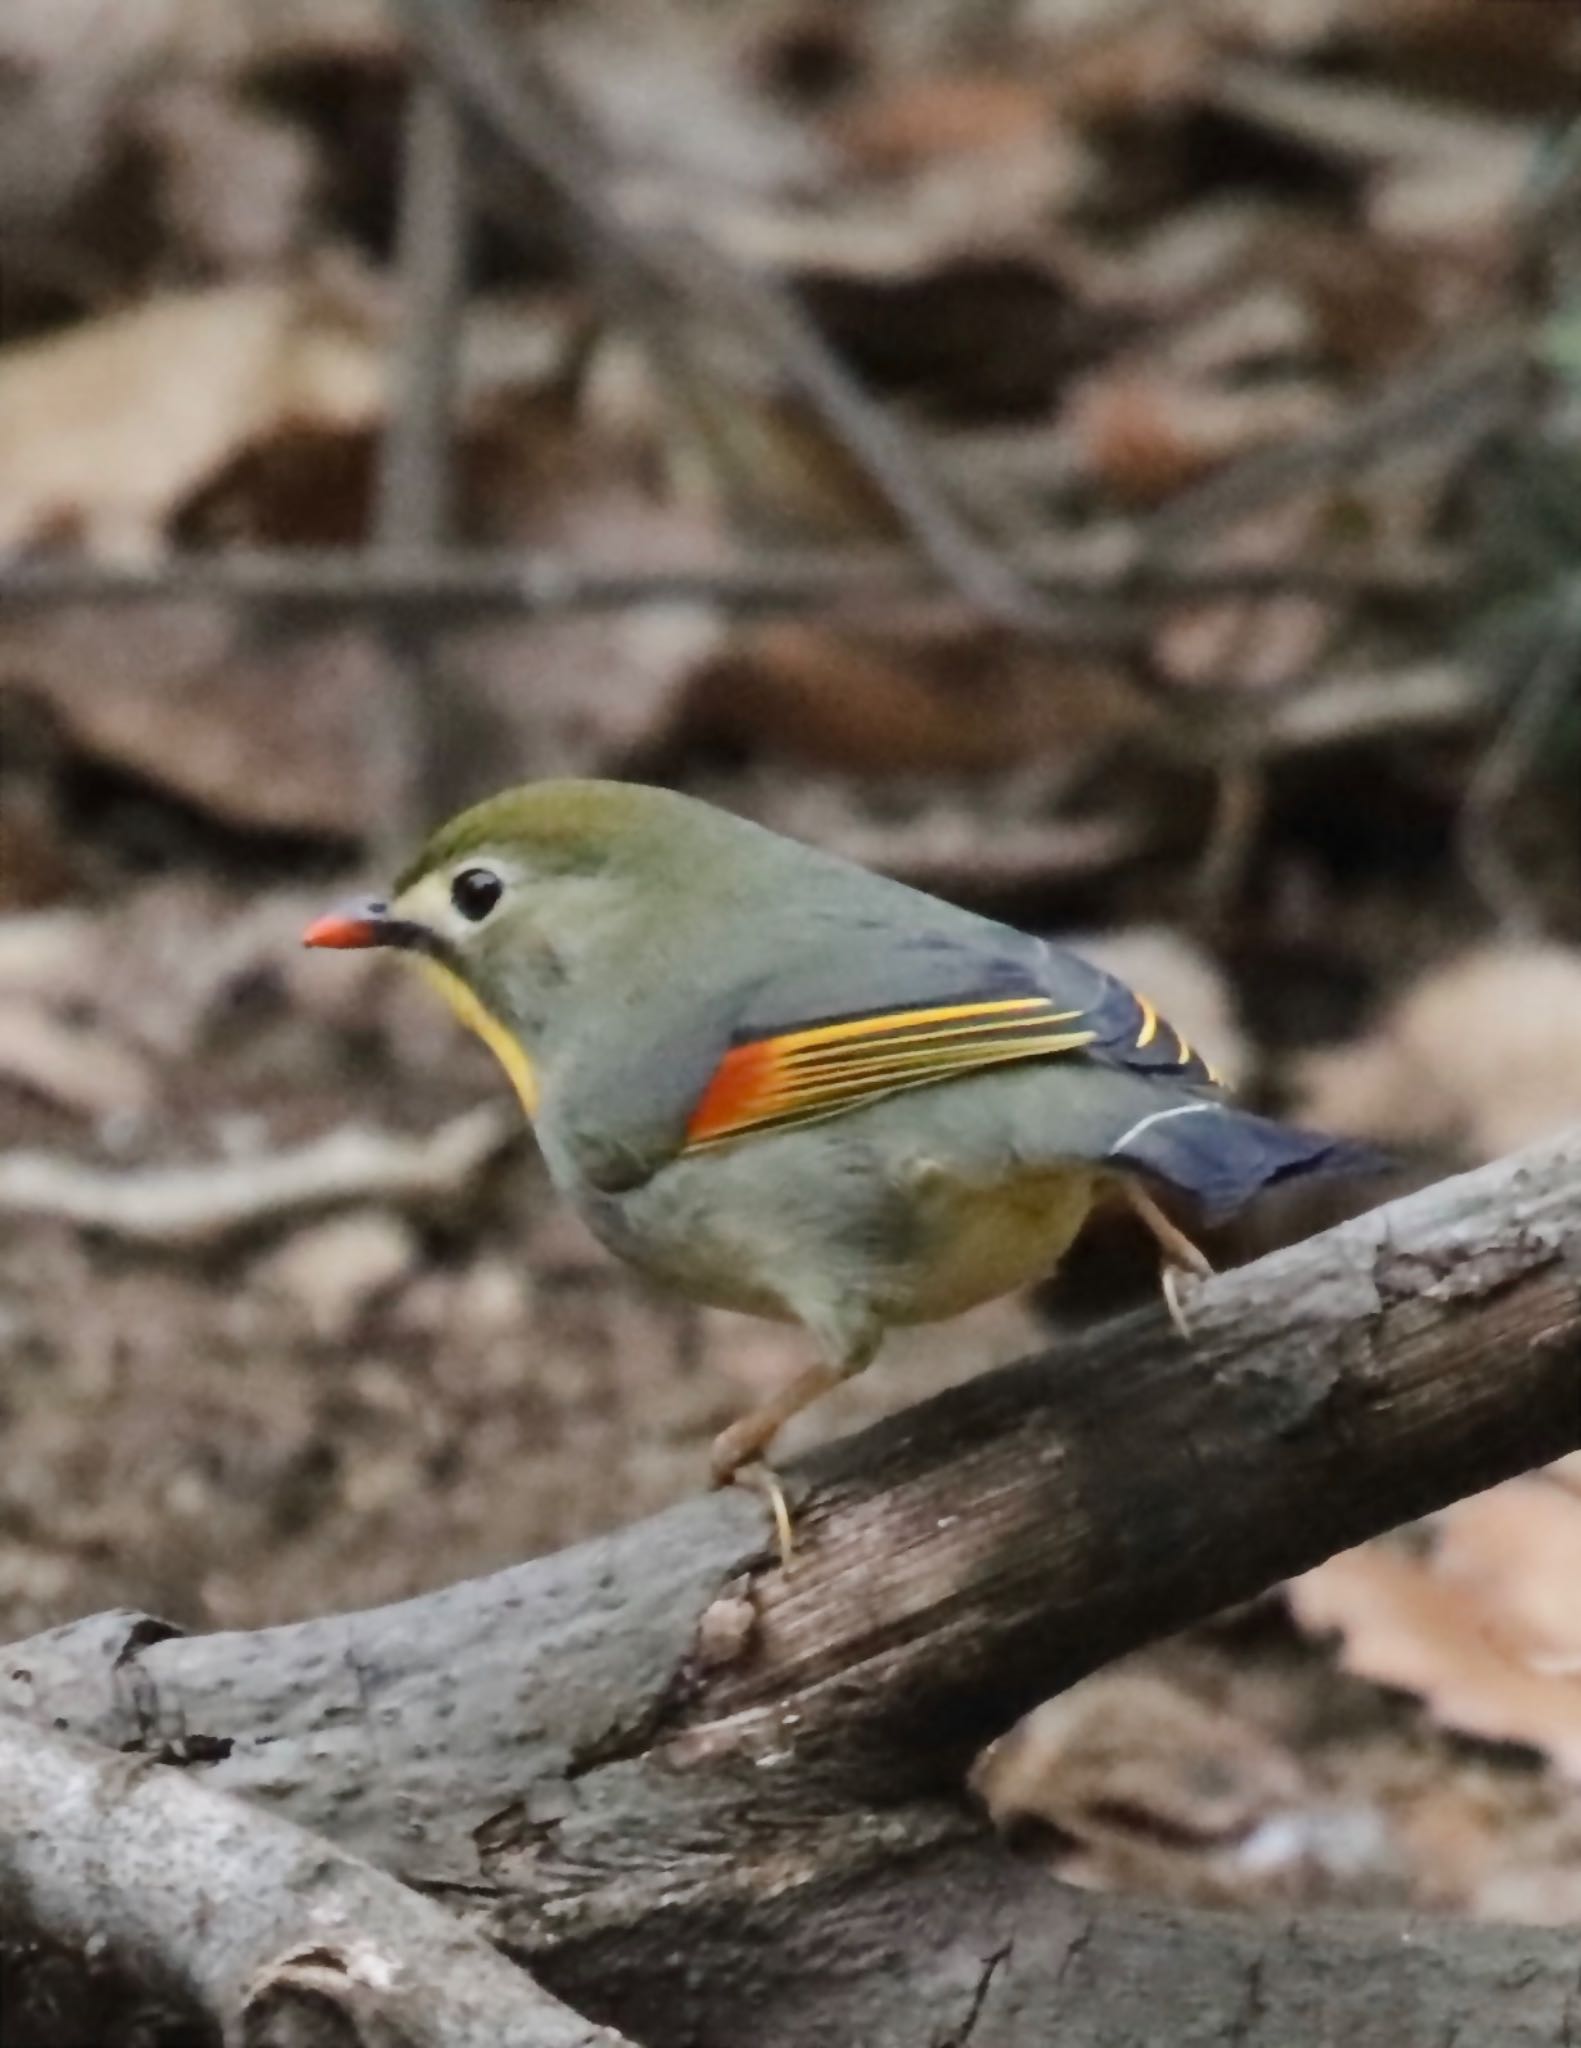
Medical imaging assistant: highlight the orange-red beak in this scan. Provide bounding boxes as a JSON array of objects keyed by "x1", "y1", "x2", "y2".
[{"x1": 302, "y1": 897, "x2": 390, "y2": 950}]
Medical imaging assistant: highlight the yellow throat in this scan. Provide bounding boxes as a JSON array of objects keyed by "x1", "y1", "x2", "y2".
[{"x1": 413, "y1": 957, "x2": 539, "y2": 1118}]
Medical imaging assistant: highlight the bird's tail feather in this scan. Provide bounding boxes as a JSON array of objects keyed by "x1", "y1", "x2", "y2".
[{"x1": 1106, "y1": 1101, "x2": 1385, "y2": 1220}]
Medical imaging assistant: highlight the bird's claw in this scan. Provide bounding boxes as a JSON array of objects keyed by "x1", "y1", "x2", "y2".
[
  {"x1": 1161, "y1": 1259, "x2": 1210, "y2": 1340},
  {"x1": 717, "y1": 1458, "x2": 796, "y2": 1568},
  {"x1": 710, "y1": 1417, "x2": 797, "y2": 1566}
]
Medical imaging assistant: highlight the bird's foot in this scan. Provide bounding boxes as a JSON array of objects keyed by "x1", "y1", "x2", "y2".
[
  {"x1": 710, "y1": 1422, "x2": 796, "y2": 1566},
  {"x1": 1122, "y1": 1179, "x2": 1213, "y2": 1340},
  {"x1": 708, "y1": 1361, "x2": 841, "y2": 1567},
  {"x1": 708, "y1": 1368, "x2": 839, "y2": 1556},
  {"x1": 1161, "y1": 1260, "x2": 1208, "y2": 1340},
  {"x1": 721, "y1": 1459, "x2": 797, "y2": 1569}
]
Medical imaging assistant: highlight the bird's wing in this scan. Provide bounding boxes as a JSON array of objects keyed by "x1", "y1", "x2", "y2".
[{"x1": 681, "y1": 929, "x2": 1216, "y2": 1153}]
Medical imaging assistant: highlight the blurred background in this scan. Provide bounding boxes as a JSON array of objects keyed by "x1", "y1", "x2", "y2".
[{"x1": 3, "y1": 0, "x2": 1581, "y2": 1929}]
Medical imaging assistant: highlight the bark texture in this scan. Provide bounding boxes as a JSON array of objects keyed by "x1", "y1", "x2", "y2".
[
  {"x1": 6, "y1": 1129, "x2": 1581, "y2": 2044},
  {"x1": 0, "y1": 1715, "x2": 632, "y2": 2046}
]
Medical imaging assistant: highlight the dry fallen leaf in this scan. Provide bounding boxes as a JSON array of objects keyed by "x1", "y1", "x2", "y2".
[
  {"x1": 1297, "y1": 943, "x2": 1581, "y2": 1161},
  {"x1": 1368, "y1": 126, "x2": 1533, "y2": 253},
  {"x1": 974, "y1": 1672, "x2": 1307, "y2": 1847},
  {"x1": 816, "y1": 810, "x2": 1139, "y2": 905},
  {"x1": 1291, "y1": 1483, "x2": 1581, "y2": 1782},
  {"x1": 0, "y1": 605, "x2": 397, "y2": 840},
  {"x1": 665, "y1": 621, "x2": 1142, "y2": 778},
  {"x1": 1360, "y1": 0, "x2": 1581, "y2": 110},
  {"x1": 0, "y1": 912, "x2": 100, "y2": 1005},
  {"x1": 0, "y1": 276, "x2": 382, "y2": 556},
  {"x1": 1066, "y1": 369, "x2": 1331, "y2": 507},
  {"x1": 0, "y1": 998, "x2": 152, "y2": 1125},
  {"x1": 972, "y1": 1670, "x2": 1392, "y2": 1906},
  {"x1": 0, "y1": 703, "x2": 77, "y2": 908},
  {"x1": 137, "y1": 81, "x2": 317, "y2": 275},
  {"x1": 1053, "y1": 13, "x2": 1209, "y2": 125},
  {"x1": 1274, "y1": 222, "x2": 1441, "y2": 372},
  {"x1": 822, "y1": 71, "x2": 1086, "y2": 249},
  {"x1": 1434, "y1": 1482, "x2": 1581, "y2": 1680},
  {"x1": 254, "y1": 1210, "x2": 419, "y2": 1344},
  {"x1": 829, "y1": 73, "x2": 1055, "y2": 177},
  {"x1": 539, "y1": 1, "x2": 827, "y2": 208},
  {"x1": 202, "y1": 0, "x2": 395, "y2": 67},
  {"x1": 0, "y1": 0, "x2": 180, "y2": 242}
]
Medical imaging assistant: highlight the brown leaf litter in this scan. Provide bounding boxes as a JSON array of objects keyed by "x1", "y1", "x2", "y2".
[
  {"x1": 0, "y1": 276, "x2": 384, "y2": 557},
  {"x1": 1291, "y1": 1473, "x2": 1581, "y2": 1783},
  {"x1": 1298, "y1": 943, "x2": 1581, "y2": 1162},
  {"x1": 973, "y1": 1669, "x2": 1402, "y2": 1910}
]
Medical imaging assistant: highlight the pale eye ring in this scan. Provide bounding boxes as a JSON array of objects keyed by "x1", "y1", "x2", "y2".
[{"x1": 450, "y1": 867, "x2": 502, "y2": 922}]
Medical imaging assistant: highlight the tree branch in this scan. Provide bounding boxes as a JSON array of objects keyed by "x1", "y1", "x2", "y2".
[
  {"x1": 0, "y1": 1712, "x2": 633, "y2": 2046},
  {"x1": 5, "y1": 1132, "x2": 1581, "y2": 2043},
  {"x1": 525, "y1": 1819, "x2": 1581, "y2": 2048}
]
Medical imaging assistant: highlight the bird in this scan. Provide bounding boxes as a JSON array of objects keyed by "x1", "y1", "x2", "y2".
[{"x1": 304, "y1": 779, "x2": 1378, "y2": 1556}]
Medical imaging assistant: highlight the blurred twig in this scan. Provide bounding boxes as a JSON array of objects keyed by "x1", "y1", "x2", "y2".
[
  {"x1": 375, "y1": 74, "x2": 472, "y2": 847},
  {"x1": 1459, "y1": 581, "x2": 1581, "y2": 936},
  {"x1": 1140, "y1": 329, "x2": 1529, "y2": 551},
  {"x1": 0, "y1": 1108, "x2": 516, "y2": 1252},
  {"x1": 389, "y1": 0, "x2": 1044, "y2": 627},
  {"x1": 378, "y1": 81, "x2": 467, "y2": 554},
  {"x1": 0, "y1": 541, "x2": 1458, "y2": 622}
]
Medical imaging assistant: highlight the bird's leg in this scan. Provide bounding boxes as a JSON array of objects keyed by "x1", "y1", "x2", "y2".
[
  {"x1": 1122, "y1": 1179, "x2": 1213, "y2": 1339},
  {"x1": 709, "y1": 1361, "x2": 841, "y2": 1486},
  {"x1": 731, "y1": 1465, "x2": 798, "y2": 1571},
  {"x1": 710, "y1": 1331, "x2": 879, "y2": 1568},
  {"x1": 710, "y1": 1362, "x2": 839, "y2": 1569}
]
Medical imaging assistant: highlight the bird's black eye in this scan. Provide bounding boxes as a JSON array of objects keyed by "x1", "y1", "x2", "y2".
[{"x1": 450, "y1": 867, "x2": 503, "y2": 922}]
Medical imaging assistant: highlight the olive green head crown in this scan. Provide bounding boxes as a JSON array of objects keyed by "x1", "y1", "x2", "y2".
[{"x1": 394, "y1": 779, "x2": 725, "y2": 894}]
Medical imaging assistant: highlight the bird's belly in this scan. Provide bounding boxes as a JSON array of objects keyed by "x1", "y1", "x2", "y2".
[
  {"x1": 568, "y1": 1126, "x2": 1097, "y2": 1334},
  {"x1": 882, "y1": 1164, "x2": 1095, "y2": 1323}
]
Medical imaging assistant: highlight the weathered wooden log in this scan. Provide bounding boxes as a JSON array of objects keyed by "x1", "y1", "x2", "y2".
[{"x1": 5, "y1": 1128, "x2": 1581, "y2": 2045}]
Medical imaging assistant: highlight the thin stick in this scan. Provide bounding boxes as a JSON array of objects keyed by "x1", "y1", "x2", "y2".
[
  {"x1": 0, "y1": 542, "x2": 1458, "y2": 620},
  {"x1": 375, "y1": 73, "x2": 473, "y2": 848},
  {"x1": 390, "y1": 0, "x2": 1041, "y2": 626},
  {"x1": 378, "y1": 80, "x2": 469, "y2": 553}
]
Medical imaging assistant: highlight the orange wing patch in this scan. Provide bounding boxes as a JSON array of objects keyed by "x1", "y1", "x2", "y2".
[{"x1": 685, "y1": 996, "x2": 1097, "y2": 1149}]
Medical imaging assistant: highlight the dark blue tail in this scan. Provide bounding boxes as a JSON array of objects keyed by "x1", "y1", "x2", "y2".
[{"x1": 1107, "y1": 1102, "x2": 1386, "y2": 1220}]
